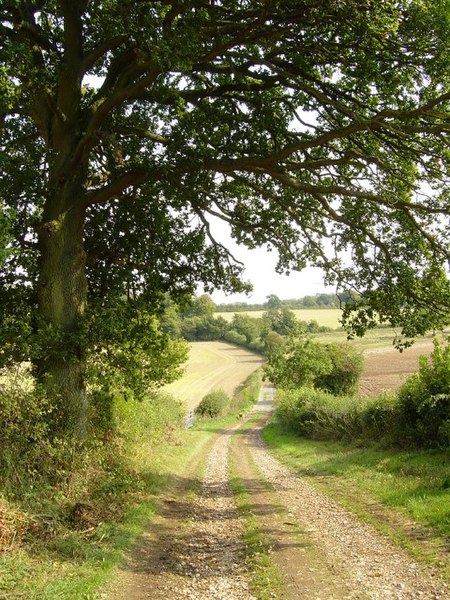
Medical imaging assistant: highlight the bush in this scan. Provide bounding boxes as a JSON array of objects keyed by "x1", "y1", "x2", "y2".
[
  {"x1": 317, "y1": 343, "x2": 364, "y2": 395},
  {"x1": 194, "y1": 389, "x2": 230, "y2": 418},
  {"x1": 265, "y1": 337, "x2": 364, "y2": 395},
  {"x1": 397, "y1": 340, "x2": 450, "y2": 447},
  {"x1": 265, "y1": 337, "x2": 331, "y2": 389},
  {"x1": 275, "y1": 387, "x2": 399, "y2": 443},
  {"x1": 0, "y1": 367, "x2": 56, "y2": 485},
  {"x1": 223, "y1": 329, "x2": 247, "y2": 346}
]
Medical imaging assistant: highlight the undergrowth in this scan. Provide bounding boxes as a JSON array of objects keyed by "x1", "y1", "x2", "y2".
[
  {"x1": 0, "y1": 363, "x2": 263, "y2": 598},
  {"x1": 274, "y1": 339, "x2": 450, "y2": 449}
]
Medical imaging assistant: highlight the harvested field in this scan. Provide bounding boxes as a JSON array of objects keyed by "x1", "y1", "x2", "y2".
[
  {"x1": 215, "y1": 308, "x2": 343, "y2": 329},
  {"x1": 164, "y1": 341, "x2": 264, "y2": 411},
  {"x1": 359, "y1": 340, "x2": 434, "y2": 397}
]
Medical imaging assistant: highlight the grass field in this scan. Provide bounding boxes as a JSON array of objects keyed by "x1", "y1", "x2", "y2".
[
  {"x1": 215, "y1": 308, "x2": 343, "y2": 329},
  {"x1": 164, "y1": 342, "x2": 264, "y2": 411}
]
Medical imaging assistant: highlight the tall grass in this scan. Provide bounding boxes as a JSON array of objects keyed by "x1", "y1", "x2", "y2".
[{"x1": 275, "y1": 386, "x2": 400, "y2": 445}]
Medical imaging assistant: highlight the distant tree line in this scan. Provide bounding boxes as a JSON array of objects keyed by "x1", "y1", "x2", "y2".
[
  {"x1": 161, "y1": 294, "x2": 334, "y2": 355},
  {"x1": 215, "y1": 292, "x2": 357, "y2": 313}
]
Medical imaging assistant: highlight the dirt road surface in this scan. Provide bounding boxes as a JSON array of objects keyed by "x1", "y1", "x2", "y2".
[{"x1": 104, "y1": 386, "x2": 448, "y2": 600}]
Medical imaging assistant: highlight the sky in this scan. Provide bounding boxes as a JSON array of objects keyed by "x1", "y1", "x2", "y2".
[{"x1": 203, "y1": 219, "x2": 331, "y2": 305}]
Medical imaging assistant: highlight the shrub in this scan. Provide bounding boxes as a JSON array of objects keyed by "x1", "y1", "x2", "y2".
[
  {"x1": 194, "y1": 389, "x2": 230, "y2": 418},
  {"x1": 0, "y1": 367, "x2": 55, "y2": 485},
  {"x1": 223, "y1": 329, "x2": 247, "y2": 346},
  {"x1": 397, "y1": 339, "x2": 450, "y2": 447},
  {"x1": 265, "y1": 337, "x2": 331, "y2": 389},
  {"x1": 265, "y1": 337, "x2": 364, "y2": 396},
  {"x1": 317, "y1": 343, "x2": 364, "y2": 395},
  {"x1": 275, "y1": 387, "x2": 399, "y2": 443}
]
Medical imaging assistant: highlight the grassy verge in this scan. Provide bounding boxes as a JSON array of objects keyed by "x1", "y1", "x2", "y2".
[
  {"x1": 0, "y1": 425, "x2": 216, "y2": 600},
  {"x1": 263, "y1": 419, "x2": 450, "y2": 579}
]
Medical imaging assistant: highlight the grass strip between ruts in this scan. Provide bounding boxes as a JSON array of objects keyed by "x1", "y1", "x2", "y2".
[{"x1": 229, "y1": 413, "x2": 284, "y2": 600}]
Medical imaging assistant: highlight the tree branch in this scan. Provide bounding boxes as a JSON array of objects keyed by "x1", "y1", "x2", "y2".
[{"x1": 84, "y1": 169, "x2": 150, "y2": 207}]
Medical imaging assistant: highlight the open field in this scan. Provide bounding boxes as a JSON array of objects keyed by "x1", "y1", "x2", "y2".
[
  {"x1": 358, "y1": 340, "x2": 435, "y2": 397},
  {"x1": 164, "y1": 341, "x2": 264, "y2": 411},
  {"x1": 215, "y1": 308, "x2": 343, "y2": 329}
]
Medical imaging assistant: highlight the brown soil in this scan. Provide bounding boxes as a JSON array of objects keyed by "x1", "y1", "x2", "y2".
[{"x1": 359, "y1": 340, "x2": 434, "y2": 397}]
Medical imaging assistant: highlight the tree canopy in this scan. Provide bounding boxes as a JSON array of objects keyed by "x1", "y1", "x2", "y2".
[{"x1": 1, "y1": 0, "x2": 450, "y2": 434}]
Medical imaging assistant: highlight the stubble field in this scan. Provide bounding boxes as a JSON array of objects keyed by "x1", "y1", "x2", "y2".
[{"x1": 164, "y1": 341, "x2": 265, "y2": 411}]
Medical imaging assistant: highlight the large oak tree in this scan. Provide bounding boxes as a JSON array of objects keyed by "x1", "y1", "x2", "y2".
[{"x1": 1, "y1": 0, "x2": 450, "y2": 436}]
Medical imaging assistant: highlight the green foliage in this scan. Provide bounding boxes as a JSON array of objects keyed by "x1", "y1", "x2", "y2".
[
  {"x1": 215, "y1": 293, "x2": 350, "y2": 312},
  {"x1": 262, "y1": 306, "x2": 299, "y2": 336},
  {"x1": 0, "y1": 378, "x2": 197, "y2": 598},
  {"x1": 316, "y1": 343, "x2": 364, "y2": 395},
  {"x1": 265, "y1": 337, "x2": 331, "y2": 389},
  {"x1": 397, "y1": 340, "x2": 450, "y2": 447},
  {"x1": 2, "y1": 0, "x2": 450, "y2": 435},
  {"x1": 181, "y1": 294, "x2": 217, "y2": 318},
  {"x1": 274, "y1": 340, "x2": 450, "y2": 449},
  {"x1": 275, "y1": 387, "x2": 398, "y2": 443},
  {"x1": 265, "y1": 336, "x2": 364, "y2": 395},
  {"x1": 87, "y1": 300, "x2": 188, "y2": 428},
  {"x1": 230, "y1": 313, "x2": 263, "y2": 344},
  {"x1": 263, "y1": 330, "x2": 285, "y2": 355},
  {"x1": 0, "y1": 367, "x2": 54, "y2": 486},
  {"x1": 114, "y1": 391, "x2": 185, "y2": 446},
  {"x1": 230, "y1": 369, "x2": 263, "y2": 414},
  {"x1": 180, "y1": 314, "x2": 228, "y2": 341},
  {"x1": 223, "y1": 329, "x2": 248, "y2": 347},
  {"x1": 194, "y1": 389, "x2": 231, "y2": 419}
]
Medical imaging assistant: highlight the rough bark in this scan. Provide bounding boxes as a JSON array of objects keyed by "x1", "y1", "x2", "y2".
[{"x1": 36, "y1": 184, "x2": 88, "y2": 438}]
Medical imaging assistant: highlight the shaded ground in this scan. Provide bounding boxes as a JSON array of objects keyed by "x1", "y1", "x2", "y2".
[
  {"x1": 103, "y1": 385, "x2": 449, "y2": 600},
  {"x1": 359, "y1": 340, "x2": 434, "y2": 397}
]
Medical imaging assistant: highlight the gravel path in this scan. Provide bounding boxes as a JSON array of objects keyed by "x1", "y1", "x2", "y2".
[
  {"x1": 106, "y1": 385, "x2": 448, "y2": 600},
  {"x1": 245, "y1": 386, "x2": 449, "y2": 600},
  {"x1": 171, "y1": 425, "x2": 254, "y2": 599},
  {"x1": 105, "y1": 422, "x2": 255, "y2": 600}
]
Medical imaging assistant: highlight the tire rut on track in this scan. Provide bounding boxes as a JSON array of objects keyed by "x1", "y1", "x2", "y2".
[{"x1": 104, "y1": 422, "x2": 255, "y2": 600}]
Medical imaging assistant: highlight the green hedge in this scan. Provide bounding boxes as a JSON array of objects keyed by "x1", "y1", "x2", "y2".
[
  {"x1": 275, "y1": 387, "x2": 398, "y2": 443},
  {"x1": 194, "y1": 389, "x2": 231, "y2": 418}
]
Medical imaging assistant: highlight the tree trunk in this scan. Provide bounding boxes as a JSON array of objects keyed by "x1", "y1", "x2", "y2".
[{"x1": 36, "y1": 194, "x2": 88, "y2": 438}]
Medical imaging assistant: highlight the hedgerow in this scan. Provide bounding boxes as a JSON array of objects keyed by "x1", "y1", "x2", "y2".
[
  {"x1": 194, "y1": 389, "x2": 231, "y2": 418},
  {"x1": 273, "y1": 339, "x2": 450, "y2": 449}
]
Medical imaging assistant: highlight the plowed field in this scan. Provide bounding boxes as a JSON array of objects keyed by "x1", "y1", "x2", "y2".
[{"x1": 359, "y1": 340, "x2": 434, "y2": 397}]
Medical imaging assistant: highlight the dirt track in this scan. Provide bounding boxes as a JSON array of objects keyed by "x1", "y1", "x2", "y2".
[{"x1": 104, "y1": 385, "x2": 448, "y2": 600}]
